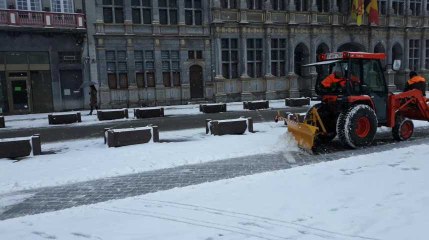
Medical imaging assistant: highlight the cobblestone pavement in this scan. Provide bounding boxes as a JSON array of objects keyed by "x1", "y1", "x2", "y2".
[{"x1": 1, "y1": 127, "x2": 429, "y2": 221}]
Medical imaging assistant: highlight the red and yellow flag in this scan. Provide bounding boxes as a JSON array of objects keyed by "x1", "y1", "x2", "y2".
[
  {"x1": 352, "y1": 0, "x2": 364, "y2": 26},
  {"x1": 365, "y1": 0, "x2": 380, "y2": 25}
]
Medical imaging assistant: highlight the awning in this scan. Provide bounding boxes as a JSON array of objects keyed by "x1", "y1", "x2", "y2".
[{"x1": 302, "y1": 60, "x2": 342, "y2": 67}]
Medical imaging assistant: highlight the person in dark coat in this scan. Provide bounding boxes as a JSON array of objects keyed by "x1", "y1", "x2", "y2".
[
  {"x1": 88, "y1": 85, "x2": 98, "y2": 115},
  {"x1": 404, "y1": 71, "x2": 426, "y2": 96}
]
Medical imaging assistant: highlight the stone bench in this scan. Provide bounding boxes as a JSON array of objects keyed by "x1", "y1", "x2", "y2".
[
  {"x1": 0, "y1": 135, "x2": 42, "y2": 159},
  {"x1": 199, "y1": 103, "x2": 227, "y2": 113},
  {"x1": 206, "y1": 117, "x2": 254, "y2": 136},
  {"x1": 285, "y1": 97, "x2": 311, "y2": 107},
  {"x1": 0, "y1": 116, "x2": 4, "y2": 128},
  {"x1": 97, "y1": 109, "x2": 129, "y2": 121},
  {"x1": 243, "y1": 100, "x2": 269, "y2": 110},
  {"x1": 104, "y1": 126, "x2": 159, "y2": 148},
  {"x1": 134, "y1": 107, "x2": 165, "y2": 119},
  {"x1": 48, "y1": 112, "x2": 82, "y2": 125}
]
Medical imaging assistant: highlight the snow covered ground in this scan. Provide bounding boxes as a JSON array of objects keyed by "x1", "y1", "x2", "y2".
[
  {"x1": 0, "y1": 99, "x2": 294, "y2": 130},
  {"x1": 0, "y1": 142, "x2": 428, "y2": 240},
  {"x1": 0, "y1": 122, "x2": 298, "y2": 194}
]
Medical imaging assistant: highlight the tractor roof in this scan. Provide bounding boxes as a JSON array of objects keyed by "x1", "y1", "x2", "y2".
[{"x1": 319, "y1": 52, "x2": 386, "y2": 61}]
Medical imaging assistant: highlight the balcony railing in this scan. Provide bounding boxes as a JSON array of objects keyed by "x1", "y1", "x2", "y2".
[{"x1": 0, "y1": 9, "x2": 85, "y2": 29}]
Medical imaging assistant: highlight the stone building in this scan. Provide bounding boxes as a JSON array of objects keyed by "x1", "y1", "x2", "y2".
[
  {"x1": 0, "y1": 0, "x2": 86, "y2": 114},
  {"x1": 53, "y1": 0, "x2": 429, "y2": 110}
]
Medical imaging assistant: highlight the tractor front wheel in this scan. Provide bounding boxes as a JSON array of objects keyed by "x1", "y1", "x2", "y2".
[
  {"x1": 392, "y1": 118, "x2": 414, "y2": 141},
  {"x1": 337, "y1": 104, "x2": 378, "y2": 149}
]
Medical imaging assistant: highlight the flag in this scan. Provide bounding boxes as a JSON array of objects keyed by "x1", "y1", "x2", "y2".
[
  {"x1": 352, "y1": 0, "x2": 364, "y2": 26},
  {"x1": 365, "y1": 0, "x2": 380, "y2": 25}
]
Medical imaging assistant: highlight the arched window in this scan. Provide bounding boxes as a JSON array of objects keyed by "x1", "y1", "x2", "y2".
[
  {"x1": 316, "y1": 0, "x2": 329, "y2": 12},
  {"x1": 270, "y1": 0, "x2": 286, "y2": 10},
  {"x1": 16, "y1": 0, "x2": 42, "y2": 11},
  {"x1": 410, "y1": 0, "x2": 422, "y2": 16},
  {"x1": 247, "y1": 0, "x2": 263, "y2": 10},
  {"x1": 51, "y1": 0, "x2": 74, "y2": 13},
  {"x1": 295, "y1": 0, "x2": 308, "y2": 11},
  {"x1": 392, "y1": 43, "x2": 403, "y2": 69},
  {"x1": 221, "y1": 0, "x2": 238, "y2": 9},
  {"x1": 294, "y1": 43, "x2": 309, "y2": 76},
  {"x1": 0, "y1": 0, "x2": 6, "y2": 9}
]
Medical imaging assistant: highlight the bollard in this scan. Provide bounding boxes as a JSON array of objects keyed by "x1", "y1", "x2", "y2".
[{"x1": 31, "y1": 134, "x2": 42, "y2": 156}]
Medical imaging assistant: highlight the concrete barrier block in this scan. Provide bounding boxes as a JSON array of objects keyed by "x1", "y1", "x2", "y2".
[
  {"x1": 48, "y1": 112, "x2": 82, "y2": 125},
  {"x1": 243, "y1": 100, "x2": 269, "y2": 110},
  {"x1": 105, "y1": 126, "x2": 159, "y2": 148},
  {"x1": 285, "y1": 97, "x2": 311, "y2": 107},
  {"x1": 134, "y1": 107, "x2": 165, "y2": 119},
  {"x1": 199, "y1": 103, "x2": 227, "y2": 113},
  {"x1": 97, "y1": 109, "x2": 129, "y2": 121},
  {"x1": 0, "y1": 135, "x2": 42, "y2": 159},
  {"x1": 0, "y1": 116, "x2": 4, "y2": 128},
  {"x1": 207, "y1": 117, "x2": 254, "y2": 136}
]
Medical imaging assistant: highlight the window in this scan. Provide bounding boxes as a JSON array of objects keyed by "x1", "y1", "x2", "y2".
[
  {"x1": 51, "y1": 0, "x2": 74, "y2": 13},
  {"x1": 247, "y1": 39, "x2": 263, "y2": 78},
  {"x1": 270, "y1": 0, "x2": 286, "y2": 10},
  {"x1": 162, "y1": 50, "x2": 180, "y2": 87},
  {"x1": 295, "y1": 0, "x2": 308, "y2": 11},
  {"x1": 410, "y1": 0, "x2": 422, "y2": 16},
  {"x1": 0, "y1": 0, "x2": 7, "y2": 9},
  {"x1": 58, "y1": 52, "x2": 80, "y2": 64},
  {"x1": 392, "y1": 0, "x2": 404, "y2": 16},
  {"x1": 316, "y1": 0, "x2": 329, "y2": 12},
  {"x1": 363, "y1": 60, "x2": 386, "y2": 93},
  {"x1": 106, "y1": 50, "x2": 128, "y2": 89},
  {"x1": 378, "y1": 0, "x2": 387, "y2": 15},
  {"x1": 409, "y1": 39, "x2": 420, "y2": 71},
  {"x1": 185, "y1": 0, "x2": 202, "y2": 25},
  {"x1": 221, "y1": 39, "x2": 239, "y2": 79},
  {"x1": 247, "y1": 0, "x2": 262, "y2": 10},
  {"x1": 135, "y1": 50, "x2": 155, "y2": 88},
  {"x1": 221, "y1": 0, "x2": 238, "y2": 9},
  {"x1": 271, "y1": 39, "x2": 286, "y2": 77},
  {"x1": 16, "y1": 0, "x2": 42, "y2": 11},
  {"x1": 188, "y1": 50, "x2": 203, "y2": 60},
  {"x1": 159, "y1": 0, "x2": 178, "y2": 25},
  {"x1": 131, "y1": 0, "x2": 152, "y2": 24},
  {"x1": 425, "y1": 40, "x2": 429, "y2": 69},
  {"x1": 103, "y1": 0, "x2": 124, "y2": 24}
]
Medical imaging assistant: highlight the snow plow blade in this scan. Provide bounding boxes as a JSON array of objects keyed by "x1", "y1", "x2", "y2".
[{"x1": 285, "y1": 118, "x2": 319, "y2": 152}]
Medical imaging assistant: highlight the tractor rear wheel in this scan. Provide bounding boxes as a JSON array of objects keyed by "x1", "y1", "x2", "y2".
[
  {"x1": 305, "y1": 103, "x2": 336, "y2": 143},
  {"x1": 392, "y1": 118, "x2": 414, "y2": 141},
  {"x1": 337, "y1": 104, "x2": 378, "y2": 149}
]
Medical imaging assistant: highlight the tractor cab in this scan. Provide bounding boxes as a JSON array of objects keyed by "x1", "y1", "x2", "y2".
[{"x1": 305, "y1": 52, "x2": 389, "y2": 123}]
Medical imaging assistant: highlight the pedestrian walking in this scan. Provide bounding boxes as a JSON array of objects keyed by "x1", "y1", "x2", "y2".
[{"x1": 88, "y1": 85, "x2": 98, "y2": 115}]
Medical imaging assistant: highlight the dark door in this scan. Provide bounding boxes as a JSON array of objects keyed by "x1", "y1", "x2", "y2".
[
  {"x1": 11, "y1": 80, "x2": 29, "y2": 111},
  {"x1": 31, "y1": 71, "x2": 53, "y2": 113},
  {"x1": 190, "y1": 65, "x2": 203, "y2": 99},
  {"x1": 7, "y1": 72, "x2": 31, "y2": 113},
  {"x1": 60, "y1": 70, "x2": 83, "y2": 110}
]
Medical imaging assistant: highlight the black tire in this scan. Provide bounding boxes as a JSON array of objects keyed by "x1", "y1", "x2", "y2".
[
  {"x1": 392, "y1": 118, "x2": 414, "y2": 141},
  {"x1": 305, "y1": 103, "x2": 336, "y2": 143},
  {"x1": 338, "y1": 104, "x2": 378, "y2": 149}
]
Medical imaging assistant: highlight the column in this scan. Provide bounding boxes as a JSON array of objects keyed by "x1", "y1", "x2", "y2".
[
  {"x1": 287, "y1": 35, "x2": 299, "y2": 98},
  {"x1": 240, "y1": 28, "x2": 249, "y2": 78},
  {"x1": 124, "y1": 0, "x2": 133, "y2": 34},
  {"x1": 180, "y1": 39, "x2": 190, "y2": 102},
  {"x1": 265, "y1": 29, "x2": 273, "y2": 77},
  {"x1": 330, "y1": 0, "x2": 339, "y2": 25},
  {"x1": 126, "y1": 38, "x2": 139, "y2": 106},
  {"x1": 406, "y1": 0, "x2": 412, "y2": 27},
  {"x1": 178, "y1": 0, "x2": 185, "y2": 25},
  {"x1": 386, "y1": 30, "x2": 397, "y2": 92},
  {"x1": 420, "y1": 32, "x2": 426, "y2": 71},
  {"x1": 214, "y1": 34, "x2": 223, "y2": 79},
  {"x1": 239, "y1": 0, "x2": 248, "y2": 23},
  {"x1": 154, "y1": 38, "x2": 165, "y2": 105},
  {"x1": 309, "y1": 33, "x2": 317, "y2": 96},
  {"x1": 152, "y1": 0, "x2": 160, "y2": 24},
  {"x1": 311, "y1": 0, "x2": 318, "y2": 24}
]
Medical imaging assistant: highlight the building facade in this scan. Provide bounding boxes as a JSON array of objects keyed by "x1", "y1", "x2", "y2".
[
  {"x1": 0, "y1": 0, "x2": 86, "y2": 114},
  {"x1": 3, "y1": 0, "x2": 428, "y2": 113},
  {"x1": 87, "y1": 0, "x2": 429, "y2": 109}
]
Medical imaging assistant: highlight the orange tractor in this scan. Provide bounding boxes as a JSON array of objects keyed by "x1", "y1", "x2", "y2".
[{"x1": 283, "y1": 52, "x2": 429, "y2": 151}]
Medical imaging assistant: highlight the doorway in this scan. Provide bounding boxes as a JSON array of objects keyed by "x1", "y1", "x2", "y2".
[
  {"x1": 190, "y1": 65, "x2": 204, "y2": 99},
  {"x1": 7, "y1": 72, "x2": 31, "y2": 113}
]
